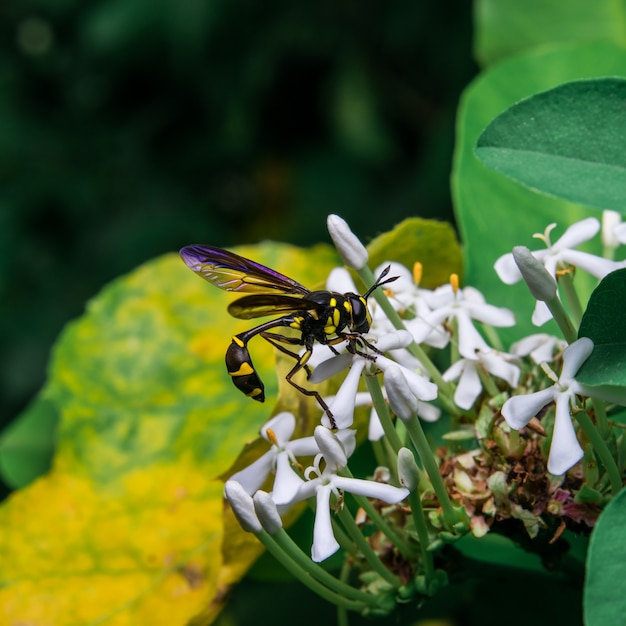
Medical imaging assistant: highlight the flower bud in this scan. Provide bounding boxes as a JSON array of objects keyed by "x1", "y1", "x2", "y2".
[
  {"x1": 253, "y1": 491, "x2": 283, "y2": 535},
  {"x1": 327, "y1": 214, "x2": 369, "y2": 270},
  {"x1": 512, "y1": 246, "x2": 558, "y2": 301},
  {"x1": 224, "y1": 480, "x2": 262, "y2": 533}
]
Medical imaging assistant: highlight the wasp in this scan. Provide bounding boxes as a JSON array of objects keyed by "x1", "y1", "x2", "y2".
[{"x1": 179, "y1": 244, "x2": 397, "y2": 428}]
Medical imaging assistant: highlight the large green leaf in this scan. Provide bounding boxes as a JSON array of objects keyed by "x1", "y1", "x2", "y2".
[
  {"x1": 578, "y1": 268, "x2": 626, "y2": 389},
  {"x1": 475, "y1": 78, "x2": 626, "y2": 214},
  {"x1": 584, "y1": 487, "x2": 626, "y2": 625},
  {"x1": 474, "y1": 0, "x2": 626, "y2": 67},
  {"x1": 0, "y1": 242, "x2": 339, "y2": 625},
  {"x1": 452, "y1": 42, "x2": 626, "y2": 346}
]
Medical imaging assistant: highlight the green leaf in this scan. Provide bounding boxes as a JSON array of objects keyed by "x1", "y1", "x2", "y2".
[
  {"x1": 0, "y1": 242, "x2": 339, "y2": 625},
  {"x1": 452, "y1": 42, "x2": 626, "y2": 346},
  {"x1": 475, "y1": 0, "x2": 626, "y2": 67},
  {"x1": 584, "y1": 487, "x2": 626, "y2": 625},
  {"x1": 578, "y1": 268, "x2": 626, "y2": 389},
  {"x1": 366, "y1": 217, "x2": 463, "y2": 289},
  {"x1": 475, "y1": 78, "x2": 626, "y2": 214},
  {"x1": 0, "y1": 393, "x2": 58, "y2": 488}
]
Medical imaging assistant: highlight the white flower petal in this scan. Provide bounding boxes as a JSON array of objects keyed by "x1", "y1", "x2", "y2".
[
  {"x1": 502, "y1": 386, "x2": 555, "y2": 430},
  {"x1": 272, "y1": 453, "x2": 306, "y2": 505},
  {"x1": 314, "y1": 426, "x2": 348, "y2": 470},
  {"x1": 547, "y1": 393, "x2": 584, "y2": 475},
  {"x1": 453, "y1": 361, "x2": 482, "y2": 410},
  {"x1": 559, "y1": 249, "x2": 622, "y2": 280},
  {"x1": 326, "y1": 267, "x2": 358, "y2": 292},
  {"x1": 309, "y1": 352, "x2": 353, "y2": 383},
  {"x1": 262, "y1": 412, "x2": 296, "y2": 443},
  {"x1": 384, "y1": 364, "x2": 419, "y2": 421},
  {"x1": 494, "y1": 252, "x2": 523, "y2": 284},
  {"x1": 415, "y1": 400, "x2": 441, "y2": 422},
  {"x1": 482, "y1": 351, "x2": 520, "y2": 388},
  {"x1": 311, "y1": 484, "x2": 340, "y2": 562},
  {"x1": 229, "y1": 450, "x2": 275, "y2": 495},
  {"x1": 561, "y1": 337, "x2": 594, "y2": 381},
  {"x1": 456, "y1": 311, "x2": 490, "y2": 358},
  {"x1": 333, "y1": 476, "x2": 409, "y2": 503},
  {"x1": 531, "y1": 300, "x2": 553, "y2": 326},
  {"x1": 555, "y1": 217, "x2": 599, "y2": 249},
  {"x1": 368, "y1": 406, "x2": 385, "y2": 441},
  {"x1": 326, "y1": 361, "x2": 366, "y2": 429}
]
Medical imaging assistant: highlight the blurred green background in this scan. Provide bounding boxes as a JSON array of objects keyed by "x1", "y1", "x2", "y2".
[{"x1": 0, "y1": 0, "x2": 476, "y2": 448}]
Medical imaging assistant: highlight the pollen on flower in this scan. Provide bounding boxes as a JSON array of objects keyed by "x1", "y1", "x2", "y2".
[
  {"x1": 265, "y1": 427, "x2": 279, "y2": 446},
  {"x1": 412, "y1": 261, "x2": 423, "y2": 285},
  {"x1": 449, "y1": 273, "x2": 459, "y2": 293}
]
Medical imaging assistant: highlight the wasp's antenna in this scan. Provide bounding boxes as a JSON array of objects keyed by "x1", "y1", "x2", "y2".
[{"x1": 364, "y1": 265, "x2": 398, "y2": 300}]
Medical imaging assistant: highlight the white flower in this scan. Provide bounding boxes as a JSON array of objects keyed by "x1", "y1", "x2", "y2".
[
  {"x1": 443, "y1": 350, "x2": 520, "y2": 410},
  {"x1": 287, "y1": 427, "x2": 409, "y2": 561},
  {"x1": 229, "y1": 412, "x2": 356, "y2": 505},
  {"x1": 510, "y1": 333, "x2": 567, "y2": 364},
  {"x1": 310, "y1": 329, "x2": 437, "y2": 429},
  {"x1": 409, "y1": 283, "x2": 515, "y2": 358},
  {"x1": 501, "y1": 338, "x2": 594, "y2": 475},
  {"x1": 495, "y1": 219, "x2": 623, "y2": 326}
]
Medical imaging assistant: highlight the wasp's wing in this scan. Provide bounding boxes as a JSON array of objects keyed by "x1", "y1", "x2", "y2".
[
  {"x1": 180, "y1": 244, "x2": 309, "y2": 295},
  {"x1": 228, "y1": 294, "x2": 318, "y2": 320}
]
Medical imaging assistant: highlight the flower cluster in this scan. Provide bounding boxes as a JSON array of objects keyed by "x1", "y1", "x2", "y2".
[{"x1": 223, "y1": 213, "x2": 626, "y2": 616}]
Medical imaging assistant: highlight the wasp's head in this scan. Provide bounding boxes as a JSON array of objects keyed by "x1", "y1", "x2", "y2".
[
  {"x1": 347, "y1": 294, "x2": 372, "y2": 334},
  {"x1": 348, "y1": 265, "x2": 398, "y2": 335}
]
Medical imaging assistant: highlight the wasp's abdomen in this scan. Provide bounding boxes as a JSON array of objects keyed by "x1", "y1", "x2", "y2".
[{"x1": 225, "y1": 335, "x2": 265, "y2": 401}]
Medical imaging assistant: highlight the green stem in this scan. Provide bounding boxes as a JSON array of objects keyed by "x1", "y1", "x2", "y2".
[
  {"x1": 256, "y1": 529, "x2": 369, "y2": 612},
  {"x1": 406, "y1": 490, "x2": 435, "y2": 581},
  {"x1": 365, "y1": 375, "x2": 404, "y2": 452},
  {"x1": 575, "y1": 409, "x2": 622, "y2": 495},
  {"x1": 340, "y1": 467, "x2": 417, "y2": 558},
  {"x1": 337, "y1": 506, "x2": 402, "y2": 588},
  {"x1": 403, "y1": 415, "x2": 460, "y2": 530},
  {"x1": 592, "y1": 398, "x2": 610, "y2": 439},
  {"x1": 272, "y1": 528, "x2": 379, "y2": 605},
  {"x1": 558, "y1": 271, "x2": 583, "y2": 327},
  {"x1": 545, "y1": 294, "x2": 577, "y2": 344}
]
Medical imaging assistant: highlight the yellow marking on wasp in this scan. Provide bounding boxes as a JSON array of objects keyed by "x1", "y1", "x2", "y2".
[
  {"x1": 228, "y1": 362, "x2": 255, "y2": 377},
  {"x1": 247, "y1": 388, "x2": 263, "y2": 398},
  {"x1": 232, "y1": 335, "x2": 245, "y2": 348},
  {"x1": 329, "y1": 297, "x2": 337, "y2": 308},
  {"x1": 300, "y1": 349, "x2": 312, "y2": 365},
  {"x1": 290, "y1": 316, "x2": 303, "y2": 330},
  {"x1": 343, "y1": 301, "x2": 351, "y2": 313},
  {"x1": 332, "y1": 308, "x2": 341, "y2": 326}
]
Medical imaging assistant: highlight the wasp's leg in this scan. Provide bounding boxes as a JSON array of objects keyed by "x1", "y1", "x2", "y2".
[
  {"x1": 260, "y1": 331, "x2": 314, "y2": 379},
  {"x1": 260, "y1": 331, "x2": 337, "y2": 428}
]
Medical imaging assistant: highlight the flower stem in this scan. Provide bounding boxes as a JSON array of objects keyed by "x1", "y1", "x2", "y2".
[
  {"x1": 337, "y1": 505, "x2": 402, "y2": 588},
  {"x1": 256, "y1": 529, "x2": 370, "y2": 611},
  {"x1": 574, "y1": 409, "x2": 622, "y2": 495},
  {"x1": 365, "y1": 375, "x2": 404, "y2": 452},
  {"x1": 403, "y1": 415, "x2": 463, "y2": 531},
  {"x1": 545, "y1": 295, "x2": 578, "y2": 344},
  {"x1": 406, "y1": 489, "x2": 435, "y2": 581},
  {"x1": 558, "y1": 271, "x2": 583, "y2": 327},
  {"x1": 271, "y1": 528, "x2": 379, "y2": 606},
  {"x1": 340, "y1": 467, "x2": 417, "y2": 558}
]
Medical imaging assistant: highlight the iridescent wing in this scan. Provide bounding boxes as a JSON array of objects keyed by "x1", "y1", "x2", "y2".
[
  {"x1": 227, "y1": 293, "x2": 320, "y2": 320},
  {"x1": 180, "y1": 245, "x2": 310, "y2": 295}
]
